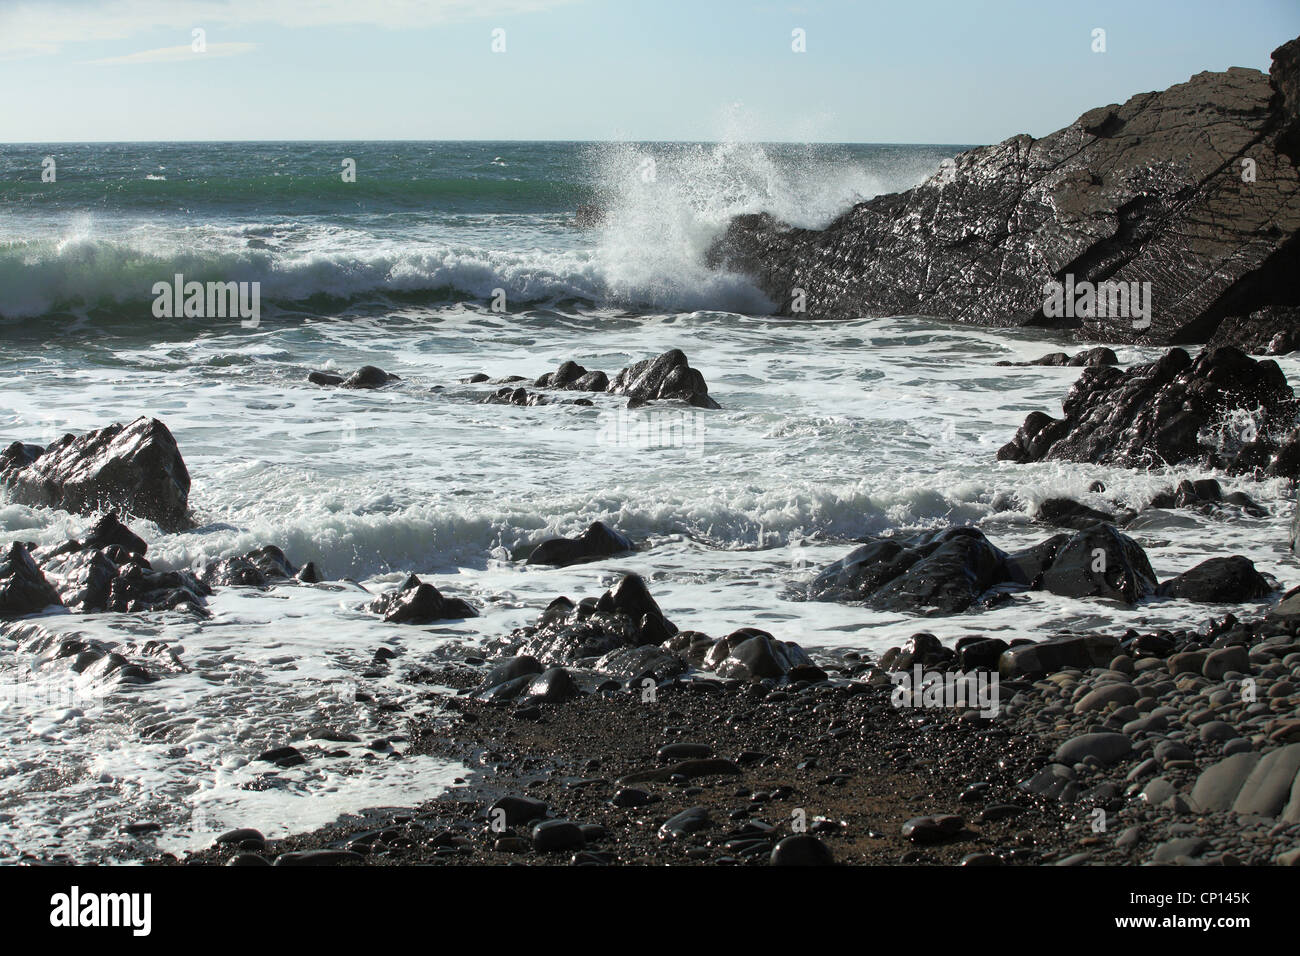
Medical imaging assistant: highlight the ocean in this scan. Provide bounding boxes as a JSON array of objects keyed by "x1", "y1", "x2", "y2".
[{"x1": 1, "y1": 140, "x2": 1296, "y2": 862}]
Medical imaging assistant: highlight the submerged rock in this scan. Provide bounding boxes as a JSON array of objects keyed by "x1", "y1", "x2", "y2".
[
  {"x1": 1, "y1": 418, "x2": 191, "y2": 530},
  {"x1": 526, "y1": 521, "x2": 635, "y2": 567}
]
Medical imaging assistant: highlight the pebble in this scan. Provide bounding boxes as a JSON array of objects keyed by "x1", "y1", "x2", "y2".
[
  {"x1": 901, "y1": 814, "x2": 964, "y2": 844},
  {"x1": 769, "y1": 835, "x2": 835, "y2": 866}
]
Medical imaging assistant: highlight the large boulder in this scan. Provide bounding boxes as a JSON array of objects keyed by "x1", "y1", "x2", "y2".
[
  {"x1": 997, "y1": 347, "x2": 1300, "y2": 476},
  {"x1": 1, "y1": 418, "x2": 191, "y2": 530},
  {"x1": 709, "y1": 40, "x2": 1300, "y2": 348},
  {"x1": 1038, "y1": 524, "x2": 1157, "y2": 605}
]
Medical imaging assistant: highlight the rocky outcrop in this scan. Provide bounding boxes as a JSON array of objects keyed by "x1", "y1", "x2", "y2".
[
  {"x1": 608, "y1": 350, "x2": 720, "y2": 409},
  {"x1": 997, "y1": 347, "x2": 1300, "y2": 476},
  {"x1": 709, "y1": 38, "x2": 1300, "y2": 347},
  {"x1": 468, "y1": 350, "x2": 719, "y2": 409},
  {"x1": 1, "y1": 418, "x2": 191, "y2": 530}
]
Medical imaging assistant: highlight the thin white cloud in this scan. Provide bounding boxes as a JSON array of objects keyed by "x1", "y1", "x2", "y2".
[
  {"x1": 0, "y1": 0, "x2": 580, "y2": 59},
  {"x1": 88, "y1": 41, "x2": 257, "y2": 65}
]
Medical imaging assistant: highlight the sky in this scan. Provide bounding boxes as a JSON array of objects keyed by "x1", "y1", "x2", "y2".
[{"x1": 1, "y1": 0, "x2": 1298, "y2": 144}]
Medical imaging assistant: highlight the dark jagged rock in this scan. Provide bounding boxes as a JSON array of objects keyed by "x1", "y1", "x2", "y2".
[
  {"x1": 483, "y1": 385, "x2": 548, "y2": 406},
  {"x1": 997, "y1": 347, "x2": 1300, "y2": 476},
  {"x1": 105, "y1": 564, "x2": 210, "y2": 614},
  {"x1": 510, "y1": 573, "x2": 675, "y2": 663},
  {"x1": 1, "y1": 418, "x2": 191, "y2": 530},
  {"x1": 1208, "y1": 307, "x2": 1300, "y2": 355},
  {"x1": 0, "y1": 543, "x2": 62, "y2": 618},
  {"x1": 805, "y1": 527, "x2": 1011, "y2": 614},
  {"x1": 41, "y1": 548, "x2": 120, "y2": 611},
  {"x1": 1034, "y1": 497, "x2": 1120, "y2": 530},
  {"x1": 998, "y1": 347, "x2": 1119, "y2": 367},
  {"x1": 1038, "y1": 524, "x2": 1157, "y2": 604},
  {"x1": 808, "y1": 522, "x2": 1157, "y2": 613},
  {"x1": 704, "y1": 629, "x2": 814, "y2": 681},
  {"x1": 1147, "y1": 478, "x2": 1268, "y2": 518},
  {"x1": 594, "y1": 645, "x2": 687, "y2": 682},
  {"x1": 200, "y1": 545, "x2": 299, "y2": 588},
  {"x1": 82, "y1": 512, "x2": 147, "y2": 556},
  {"x1": 709, "y1": 41, "x2": 1300, "y2": 347},
  {"x1": 366, "y1": 574, "x2": 478, "y2": 624},
  {"x1": 1156, "y1": 556, "x2": 1274, "y2": 602},
  {"x1": 526, "y1": 521, "x2": 635, "y2": 567},
  {"x1": 342, "y1": 366, "x2": 399, "y2": 389},
  {"x1": 534, "y1": 361, "x2": 609, "y2": 392},
  {"x1": 608, "y1": 350, "x2": 720, "y2": 409}
]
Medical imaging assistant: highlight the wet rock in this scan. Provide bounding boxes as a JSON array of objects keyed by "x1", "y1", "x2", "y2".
[
  {"x1": 0, "y1": 544, "x2": 63, "y2": 618},
  {"x1": 1156, "y1": 556, "x2": 1274, "y2": 603},
  {"x1": 524, "y1": 667, "x2": 580, "y2": 703},
  {"x1": 1039, "y1": 524, "x2": 1157, "y2": 604},
  {"x1": 608, "y1": 350, "x2": 720, "y2": 409},
  {"x1": 488, "y1": 796, "x2": 548, "y2": 827},
  {"x1": 366, "y1": 574, "x2": 478, "y2": 623},
  {"x1": 341, "y1": 366, "x2": 399, "y2": 389},
  {"x1": 807, "y1": 527, "x2": 1010, "y2": 614},
  {"x1": 41, "y1": 548, "x2": 119, "y2": 611},
  {"x1": 515, "y1": 574, "x2": 675, "y2": 663},
  {"x1": 1054, "y1": 732, "x2": 1132, "y2": 765},
  {"x1": 998, "y1": 633, "x2": 1121, "y2": 678},
  {"x1": 594, "y1": 645, "x2": 686, "y2": 682},
  {"x1": 998, "y1": 347, "x2": 1300, "y2": 476},
  {"x1": 707, "y1": 630, "x2": 813, "y2": 681},
  {"x1": 535, "y1": 361, "x2": 609, "y2": 392},
  {"x1": 82, "y1": 512, "x2": 147, "y2": 556},
  {"x1": 1, "y1": 417, "x2": 191, "y2": 530},
  {"x1": 532, "y1": 820, "x2": 585, "y2": 852},
  {"x1": 659, "y1": 806, "x2": 711, "y2": 840},
  {"x1": 770, "y1": 835, "x2": 834, "y2": 866},
  {"x1": 901, "y1": 815, "x2": 964, "y2": 844},
  {"x1": 526, "y1": 521, "x2": 635, "y2": 567},
  {"x1": 1034, "y1": 498, "x2": 1118, "y2": 530}
]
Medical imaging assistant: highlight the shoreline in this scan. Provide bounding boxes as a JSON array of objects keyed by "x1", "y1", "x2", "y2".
[{"x1": 171, "y1": 607, "x2": 1300, "y2": 867}]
